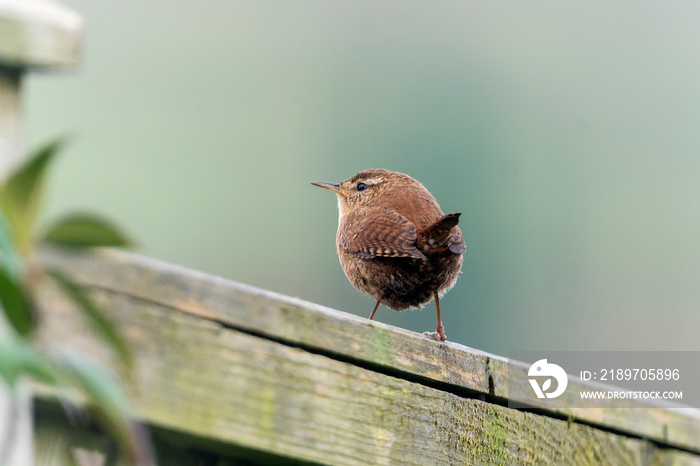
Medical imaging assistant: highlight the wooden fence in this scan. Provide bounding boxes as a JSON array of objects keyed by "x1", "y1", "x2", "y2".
[
  {"x1": 1, "y1": 1, "x2": 82, "y2": 465},
  {"x1": 4, "y1": 2, "x2": 700, "y2": 464},
  {"x1": 33, "y1": 249, "x2": 700, "y2": 465}
]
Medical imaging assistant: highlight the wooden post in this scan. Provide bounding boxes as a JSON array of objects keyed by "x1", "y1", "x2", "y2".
[
  {"x1": 0, "y1": 65, "x2": 21, "y2": 174},
  {"x1": 32, "y1": 249, "x2": 700, "y2": 465},
  {"x1": 0, "y1": 1, "x2": 82, "y2": 464}
]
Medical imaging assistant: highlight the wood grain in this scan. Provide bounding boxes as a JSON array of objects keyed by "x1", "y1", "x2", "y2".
[
  {"x1": 38, "y1": 248, "x2": 700, "y2": 456},
  {"x1": 35, "y1": 283, "x2": 700, "y2": 465}
]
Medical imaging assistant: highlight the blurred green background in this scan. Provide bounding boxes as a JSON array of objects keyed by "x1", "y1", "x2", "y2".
[{"x1": 26, "y1": 1, "x2": 700, "y2": 354}]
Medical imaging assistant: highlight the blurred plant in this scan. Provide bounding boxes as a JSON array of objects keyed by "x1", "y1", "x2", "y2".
[{"x1": 0, "y1": 137, "x2": 152, "y2": 465}]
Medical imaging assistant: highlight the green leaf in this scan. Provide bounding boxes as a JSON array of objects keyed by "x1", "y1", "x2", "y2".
[
  {"x1": 0, "y1": 267, "x2": 34, "y2": 336},
  {"x1": 0, "y1": 336, "x2": 25, "y2": 389},
  {"x1": 55, "y1": 350, "x2": 154, "y2": 464},
  {"x1": 55, "y1": 350, "x2": 134, "y2": 452},
  {"x1": 0, "y1": 209, "x2": 22, "y2": 280},
  {"x1": 0, "y1": 337, "x2": 60, "y2": 390},
  {"x1": 46, "y1": 268, "x2": 133, "y2": 369},
  {"x1": 0, "y1": 136, "x2": 67, "y2": 255},
  {"x1": 41, "y1": 213, "x2": 134, "y2": 249}
]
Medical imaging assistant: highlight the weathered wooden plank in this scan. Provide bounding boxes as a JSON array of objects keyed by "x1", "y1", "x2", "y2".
[
  {"x1": 39, "y1": 248, "x2": 700, "y2": 454},
  {"x1": 0, "y1": 0, "x2": 82, "y2": 69},
  {"x1": 35, "y1": 284, "x2": 696, "y2": 466}
]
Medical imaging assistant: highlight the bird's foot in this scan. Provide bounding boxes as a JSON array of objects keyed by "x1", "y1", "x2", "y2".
[{"x1": 422, "y1": 330, "x2": 447, "y2": 342}]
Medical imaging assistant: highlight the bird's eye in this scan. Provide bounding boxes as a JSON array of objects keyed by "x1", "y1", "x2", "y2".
[{"x1": 356, "y1": 182, "x2": 367, "y2": 192}]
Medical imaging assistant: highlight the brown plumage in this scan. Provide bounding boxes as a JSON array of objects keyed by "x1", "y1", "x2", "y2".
[{"x1": 312, "y1": 169, "x2": 465, "y2": 341}]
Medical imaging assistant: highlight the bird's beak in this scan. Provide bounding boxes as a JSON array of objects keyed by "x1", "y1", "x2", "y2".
[{"x1": 311, "y1": 181, "x2": 345, "y2": 195}]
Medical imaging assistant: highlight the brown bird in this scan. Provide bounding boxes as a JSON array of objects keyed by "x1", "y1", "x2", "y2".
[{"x1": 312, "y1": 169, "x2": 465, "y2": 341}]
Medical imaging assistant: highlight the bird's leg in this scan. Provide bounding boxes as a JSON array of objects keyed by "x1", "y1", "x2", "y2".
[
  {"x1": 368, "y1": 299, "x2": 381, "y2": 320},
  {"x1": 423, "y1": 292, "x2": 447, "y2": 341}
]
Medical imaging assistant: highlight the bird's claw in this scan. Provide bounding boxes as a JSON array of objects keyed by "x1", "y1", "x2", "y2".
[{"x1": 422, "y1": 330, "x2": 447, "y2": 342}]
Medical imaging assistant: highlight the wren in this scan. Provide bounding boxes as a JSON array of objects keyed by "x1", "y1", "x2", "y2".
[{"x1": 312, "y1": 169, "x2": 465, "y2": 341}]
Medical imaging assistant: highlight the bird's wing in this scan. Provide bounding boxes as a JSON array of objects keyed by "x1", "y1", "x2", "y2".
[{"x1": 340, "y1": 208, "x2": 426, "y2": 260}]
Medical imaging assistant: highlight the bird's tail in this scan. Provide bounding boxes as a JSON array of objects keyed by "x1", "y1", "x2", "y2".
[{"x1": 416, "y1": 213, "x2": 465, "y2": 255}]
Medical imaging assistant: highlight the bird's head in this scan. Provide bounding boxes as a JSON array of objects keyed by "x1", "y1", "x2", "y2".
[{"x1": 312, "y1": 169, "x2": 425, "y2": 215}]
